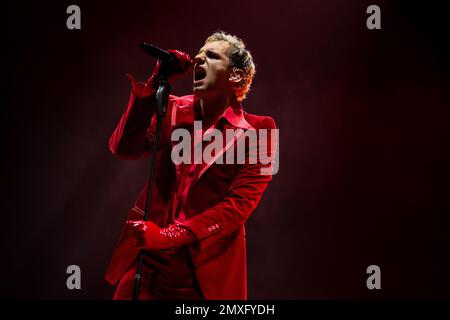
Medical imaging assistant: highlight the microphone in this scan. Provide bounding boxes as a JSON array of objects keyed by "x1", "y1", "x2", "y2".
[{"x1": 139, "y1": 43, "x2": 178, "y2": 65}]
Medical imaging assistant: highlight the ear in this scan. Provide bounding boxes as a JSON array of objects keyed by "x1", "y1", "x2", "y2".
[{"x1": 229, "y1": 67, "x2": 245, "y2": 84}]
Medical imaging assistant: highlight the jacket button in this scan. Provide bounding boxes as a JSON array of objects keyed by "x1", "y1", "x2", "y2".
[
  {"x1": 207, "y1": 227, "x2": 212, "y2": 232},
  {"x1": 215, "y1": 224, "x2": 219, "y2": 228}
]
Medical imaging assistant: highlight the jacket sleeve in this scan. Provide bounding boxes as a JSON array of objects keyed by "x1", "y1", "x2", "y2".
[
  {"x1": 109, "y1": 90, "x2": 158, "y2": 160},
  {"x1": 109, "y1": 90, "x2": 181, "y2": 160},
  {"x1": 181, "y1": 116, "x2": 278, "y2": 248}
]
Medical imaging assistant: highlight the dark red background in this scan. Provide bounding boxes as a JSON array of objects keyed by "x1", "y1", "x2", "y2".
[{"x1": 4, "y1": 0, "x2": 450, "y2": 299}]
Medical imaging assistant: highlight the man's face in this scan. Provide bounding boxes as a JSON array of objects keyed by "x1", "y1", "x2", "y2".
[{"x1": 193, "y1": 40, "x2": 233, "y2": 99}]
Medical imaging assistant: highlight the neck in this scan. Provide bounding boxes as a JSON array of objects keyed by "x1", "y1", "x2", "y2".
[{"x1": 199, "y1": 95, "x2": 237, "y2": 127}]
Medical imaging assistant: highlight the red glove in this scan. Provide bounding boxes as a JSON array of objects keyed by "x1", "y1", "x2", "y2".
[
  {"x1": 127, "y1": 220, "x2": 195, "y2": 250},
  {"x1": 126, "y1": 49, "x2": 193, "y2": 99}
]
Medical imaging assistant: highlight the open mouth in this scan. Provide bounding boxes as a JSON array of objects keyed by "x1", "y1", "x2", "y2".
[{"x1": 194, "y1": 68, "x2": 207, "y2": 81}]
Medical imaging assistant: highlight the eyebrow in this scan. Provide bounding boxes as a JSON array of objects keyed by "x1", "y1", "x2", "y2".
[{"x1": 196, "y1": 48, "x2": 218, "y2": 56}]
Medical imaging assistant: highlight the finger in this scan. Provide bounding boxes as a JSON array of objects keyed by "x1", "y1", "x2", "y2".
[
  {"x1": 133, "y1": 228, "x2": 146, "y2": 239},
  {"x1": 150, "y1": 60, "x2": 162, "y2": 79},
  {"x1": 184, "y1": 60, "x2": 194, "y2": 72},
  {"x1": 126, "y1": 221, "x2": 145, "y2": 234},
  {"x1": 145, "y1": 73, "x2": 156, "y2": 86},
  {"x1": 133, "y1": 233, "x2": 145, "y2": 246},
  {"x1": 130, "y1": 225, "x2": 145, "y2": 236},
  {"x1": 126, "y1": 220, "x2": 143, "y2": 227},
  {"x1": 130, "y1": 230, "x2": 145, "y2": 247},
  {"x1": 168, "y1": 50, "x2": 193, "y2": 71},
  {"x1": 125, "y1": 73, "x2": 137, "y2": 85}
]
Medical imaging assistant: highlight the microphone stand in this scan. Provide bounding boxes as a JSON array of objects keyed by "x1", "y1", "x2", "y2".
[{"x1": 132, "y1": 60, "x2": 171, "y2": 300}]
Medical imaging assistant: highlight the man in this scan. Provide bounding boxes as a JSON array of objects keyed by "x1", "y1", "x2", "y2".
[{"x1": 106, "y1": 31, "x2": 277, "y2": 300}]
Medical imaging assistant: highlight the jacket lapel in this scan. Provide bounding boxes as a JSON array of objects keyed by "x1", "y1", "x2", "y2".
[
  {"x1": 191, "y1": 106, "x2": 254, "y2": 186},
  {"x1": 170, "y1": 96, "x2": 255, "y2": 189}
]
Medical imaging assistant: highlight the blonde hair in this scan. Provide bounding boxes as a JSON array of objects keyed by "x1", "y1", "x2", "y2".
[{"x1": 205, "y1": 31, "x2": 256, "y2": 102}]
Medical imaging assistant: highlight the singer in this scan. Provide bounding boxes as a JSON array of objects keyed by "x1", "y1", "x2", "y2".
[{"x1": 106, "y1": 31, "x2": 277, "y2": 300}]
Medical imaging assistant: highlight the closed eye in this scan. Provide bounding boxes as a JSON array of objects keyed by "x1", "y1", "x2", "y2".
[{"x1": 206, "y1": 50, "x2": 220, "y2": 59}]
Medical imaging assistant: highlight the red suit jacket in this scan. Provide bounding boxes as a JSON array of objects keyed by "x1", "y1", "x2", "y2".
[{"x1": 105, "y1": 92, "x2": 277, "y2": 299}]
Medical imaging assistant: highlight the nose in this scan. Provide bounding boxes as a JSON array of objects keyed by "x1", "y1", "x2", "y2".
[{"x1": 194, "y1": 53, "x2": 205, "y2": 66}]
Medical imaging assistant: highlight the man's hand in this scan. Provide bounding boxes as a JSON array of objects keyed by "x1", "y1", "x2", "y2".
[
  {"x1": 127, "y1": 220, "x2": 195, "y2": 250},
  {"x1": 126, "y1": 49, "x2": 193, "y2": 99}
]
